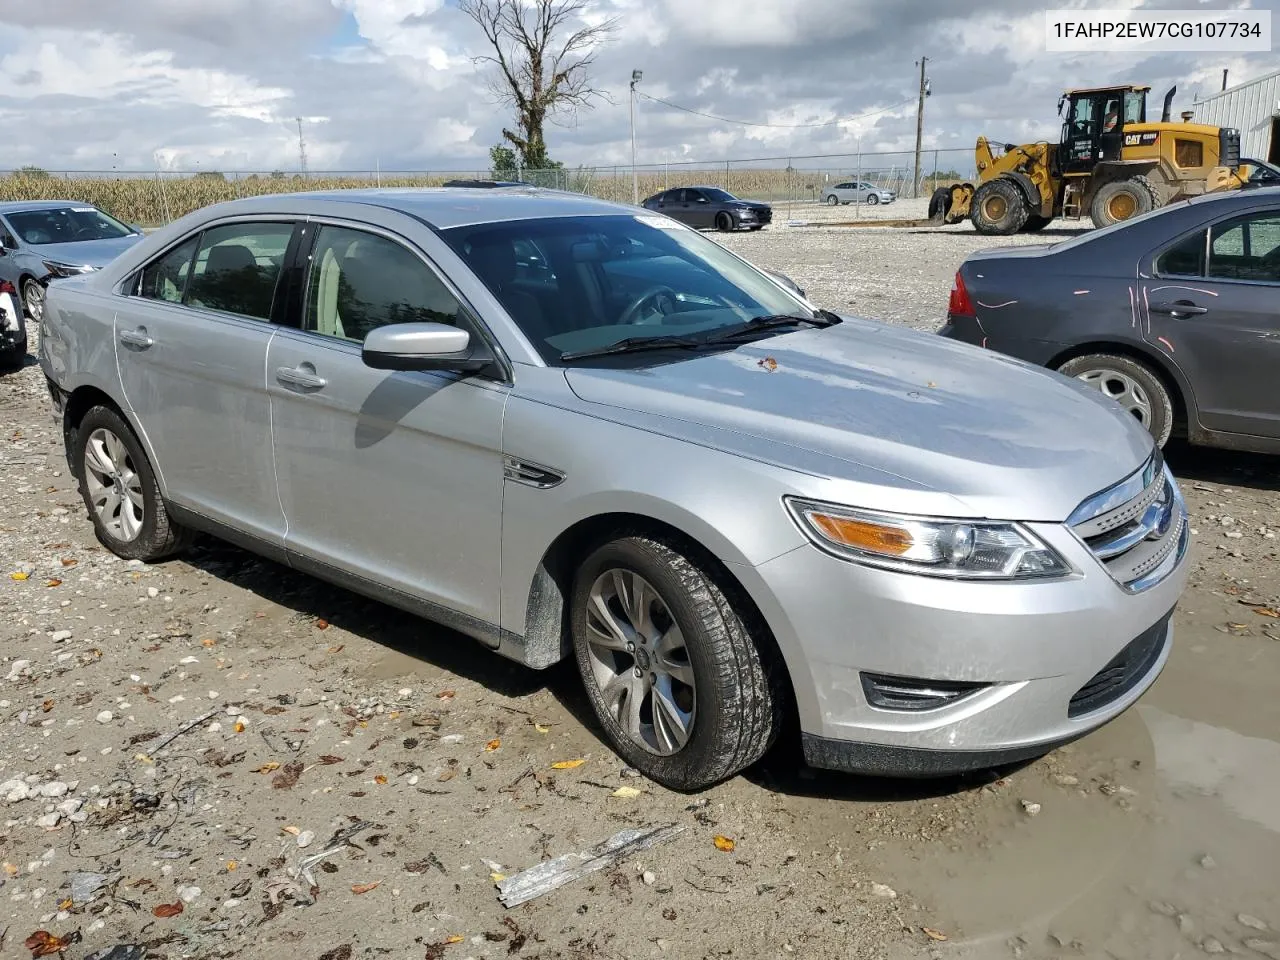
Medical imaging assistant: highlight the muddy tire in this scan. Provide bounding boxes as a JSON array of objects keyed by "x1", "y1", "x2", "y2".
[
  {"x1": 1057, "y1": 354, "x2": 1175, "y2": 447},
  {"x1": 970, "y1": 178, "x2": 1028, "y2": 235},
  {"x1": 927, "y1": 186, "x2": 951, "y2": 220},
  {"x1": 72, "y1": 405, "x2": 194, "y2": 561},
  {"x1": 1022, "y1": 214, "x2": 1053, "y2": 232},
  {"x1": 570, "y1": 535, "x2": 782, "y2": 791},
  {"x1": 1090, "y1": 176, "x2": 1159, "y2": 228}
]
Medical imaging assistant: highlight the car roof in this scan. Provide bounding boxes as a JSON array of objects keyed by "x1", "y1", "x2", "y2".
[
  {"x1": 189, "y1": 187, "x2": 643, "y2": 230},
  {"x1": 0, "y1": 200, "x2": 101, "y2": 214}
]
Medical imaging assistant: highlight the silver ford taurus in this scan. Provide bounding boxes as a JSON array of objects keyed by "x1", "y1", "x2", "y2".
[{"x1": 38, "y1": 187, "x2": 1190, "y2": 789}]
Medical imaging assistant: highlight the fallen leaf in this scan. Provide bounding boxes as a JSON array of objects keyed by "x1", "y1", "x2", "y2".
[
  {"x1": 10, "y1": 571, "x2": 29, "y2": 581},
  {"x1": 551, "y1": 759, "x2": 586, "y2": 770},
  {"x1": 234, "y1": 720, "x2": 246, "y2": 734},
  {"x1": 315, "y1": 618, "x2": 330, "y2": 630},
  {"x1": 926, "y1": 380, "x2": 937, "y2": 388},
  {"x1": 23, "y1": 930, "x2": 79, "y2": 957},
  {"x1": 318, "y1": 755, "x2": 345, "y2": 765},
  {"x1": 254, "y1": 762, "x2": 282, "y2": 774},
  {"x1": 374, "y1": 775, "x2": 388, "y2": 785},
  {"x1": 281, "y1": 825, "x2": 301, "y2": 837},
  {"x1": 712, "y1": 835, "x2": 735, "y2": 853},
  {"x1": 226, "y1": 860, "x2": 238, "y2": 871},
  {"x1": 757, "y1": 356, "x2": 778, "y2": 372},
  {"x1": 351, "y1": 881, "x2": 382, "y2": 895},
  {"x1": 484, "y1": 739, "x2": 501, "y2": 752},
  {"x1": 60, "y1": 558, "x2": 77, "y2": 568},
  {"x1": 437, "y1": 689, "x2": 456, "y2": 701},
  {"x1": 437, "y1": 769, "x2": 457, "y2": 783},
  {"x1": 327, "y1": 644, "x2": 345, "y2": 654},
  {"x1": 489, "y1": 872, "x2": 506, "y2": 883},
  {"x1": 201, "y1": 637, "x2": 217, "y2": 648},
  {"x1": 57, "y1": 899, "x2": 73, "y2": 911},
  {"x1": 40, "y1": 699, "x2": 54, "y2": 713},
  {"x1": 271, "y1": 761, "x2": 305, "y2": 790},
  {"x1": 923, "y1": 928, "x2": 949, "y2": 942},
  {"x1": 1253, "y1": 606, "x2": 1280, "y2": 619},
  {"x1": 446, "y1": 936, "x2": 465, "y2": 944},
  {"x1": 153, "y1": 901, "x2": 184, "y2": 918},
  {"x1": 4, "y1": 862, "x2": 19, "y2": 876},
  {"x1": 318, "y1": 947, "x2": 353, "y2": 960},
  {"x1": 45, "y1": 579, "x2": 62, "y2": 588},
  {"x1": 611, "y1": 786, "x2": 642, "y2": 799},
  {"x1": 533, "y1": 723, "x2": 551, "y2": 734}
]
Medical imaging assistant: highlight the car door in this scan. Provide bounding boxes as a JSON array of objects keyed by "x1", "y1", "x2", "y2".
[
  {"x1": 1142, "y1": 205, "x2": 1280, "y2": 437},
  {"x1": 681, "y1": 189, "x2": 715, "y2": 228},
  {"x1": 266, "y1": 220, "x2": 509, "y2": 630},
  {"x1": 115, "y1": 219, "x2": 299, "y2": 550}
]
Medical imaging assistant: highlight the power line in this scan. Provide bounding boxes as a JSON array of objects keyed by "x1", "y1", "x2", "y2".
[{"x1": 636, "y1": 92, "x2": 916, "y2": 129}]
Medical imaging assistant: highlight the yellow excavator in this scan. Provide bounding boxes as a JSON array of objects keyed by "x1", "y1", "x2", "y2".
[{"x1": 929, "y1": 85, "x2": 1248, "y2": 235}]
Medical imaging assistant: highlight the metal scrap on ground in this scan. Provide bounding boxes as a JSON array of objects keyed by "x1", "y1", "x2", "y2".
[{"x1": 496, "y1": 824, "x2": 685, "y2": 908}]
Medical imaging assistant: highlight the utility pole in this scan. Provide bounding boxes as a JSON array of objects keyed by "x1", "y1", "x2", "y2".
[
  {"x1": 296, "y1": 118, "x2": 308, "y2": 177},
  {"x1": 630, "y1": 70, "x2": 643, "y2": 204},
  {"x1": 913, "y1": 57, "x2": 929, "y2": 199}
]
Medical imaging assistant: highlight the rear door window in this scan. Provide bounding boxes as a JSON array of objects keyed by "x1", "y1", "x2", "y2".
[{"x1": 184, "y1": 222, "x2": 295, "y2": 320}]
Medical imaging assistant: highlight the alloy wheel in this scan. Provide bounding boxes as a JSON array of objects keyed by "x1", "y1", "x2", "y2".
[
  {"x1": 23, "y1": 280, "x2": 44, "y2": 323},
  {"x1": 1074, "y1": 369, "x2": 1152, "y2": 426},
  {"x1": 583, "y1": 569, "x2": 696, "y2": 755},
  {"x1": 83, "y1": 427, "x2": 145, "y2": 542}
]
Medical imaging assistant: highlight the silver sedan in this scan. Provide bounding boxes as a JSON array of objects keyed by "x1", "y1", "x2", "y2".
[
  {"x1": 39, "y1": 187, "x2": 1187, "y2": 789},
  {"x1": 820, "y1": 180, "x2": 897, "y2": 206}
]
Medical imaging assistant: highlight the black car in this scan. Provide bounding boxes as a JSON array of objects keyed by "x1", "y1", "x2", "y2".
[
  {"x1": 641, "y1": 186, "x2": 772, "y2": 232},
  {"x1": 939, "y1": 187, "x2": 1280, "y2": 455}
]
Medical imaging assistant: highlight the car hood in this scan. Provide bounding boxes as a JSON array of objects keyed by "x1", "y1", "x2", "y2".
[
  {"x1": 727, "y1": 200, "x2": 770, "y2": 210},
  {"x1": 28, "y1": 234, "x2": 144, "y2": 269},
  {"x1": 562, "y1": 317, "x2": 1152, "y2": 522}
]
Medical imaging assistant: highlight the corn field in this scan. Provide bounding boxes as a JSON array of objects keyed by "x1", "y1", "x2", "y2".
[{"x1": 0, "y1": 151, "x2": 973, "y2": 226}]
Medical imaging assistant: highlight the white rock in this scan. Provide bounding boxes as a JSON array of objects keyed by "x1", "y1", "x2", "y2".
[
  {"x1": 35, "y1": 812, "x2": 62, "y2": 829},
  {"x1": 6, "y1": 660, "x2": 32, "y2": 681},
  {"x1": 180, "y1": 656, "x2": 200, "y2": 666},
  {"x1": 39, "y1": 782, "x2": 69, "y2": 799},
  {"x1": 95, "y1": 711, "x2": 114, "y2": 724},
  {"x1": 871, "y1": 883, "x2": 897, "y2": 898},
  {"x1": 146, "y1": 587, "x2": 159, "y2": 599},
  {"x1": 177, "y1": 885, "x2": 201, "y2": 904},
  {"x1": 641, "y1": 870, "x2": 656, "y2": 885},
  {"x1": 50, "y1": 631, "x2": 73, "y2": 643},
  {"x1": 1021, "y1": 800, "x2": 1042, "y2": 816},
  {"x1": 57, "y1": 798, "x2": 83, "y2": 816},
  {"x1": 1, "y1": 780, "x2": 31, "y2": 803},
  {"x1": 296, "y1": 830, "x2": 315, "y2": 849}
]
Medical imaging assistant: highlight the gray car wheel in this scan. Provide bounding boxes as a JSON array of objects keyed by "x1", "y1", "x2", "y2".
[
  {"x1": 570, "y1": 535, "x2": 782, "y2": 790},
  {"x1": 72, "y1": 405, "x2": 194, "y2": 561},
  {"x1": 826, "y1": 195, "x2": 839, "y2": 206},
  {"x1": 866, "y1": 193, "x2": 880, "y2": 205},
  {"x1": 22, "y1": 278, "x2": 44, "y2": 323},
  {"x1": 1057, "y1": 354, "x2": 1174, "y2": 447}
]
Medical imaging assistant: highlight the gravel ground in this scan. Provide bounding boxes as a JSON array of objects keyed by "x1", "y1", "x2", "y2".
[{"x1": 2, "y1": 217, "x2": 1279, "y2": 960}]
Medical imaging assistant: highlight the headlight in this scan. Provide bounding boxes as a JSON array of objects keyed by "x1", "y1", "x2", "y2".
[
  {"x1": 42, "y1": 260, "x2": 96, "y2": 278},
  {"x1": 785, "y1": 498, "x2": 1072, "y2": 580}
]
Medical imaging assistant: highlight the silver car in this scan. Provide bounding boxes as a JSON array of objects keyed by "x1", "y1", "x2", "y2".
[
  {"x1": 821, "y1": 181, "x2": 896, "y2": 206},
  {"x1": 39, "y1": 188, "x2": 1189, "y2": 790}
]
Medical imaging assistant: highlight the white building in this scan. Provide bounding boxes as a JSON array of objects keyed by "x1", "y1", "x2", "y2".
[{"x1": 1192, "y1": 68, "x2": 1280, "y2": 162}]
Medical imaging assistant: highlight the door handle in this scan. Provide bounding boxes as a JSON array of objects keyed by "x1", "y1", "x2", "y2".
[
  {"x1": 118, "y1": 327, "x2": 154, "y2": 349},
  {"x1": 275, "y1": 365, "x2": 327, "y2": 390},
  {"x1": 1149, "y1": 301, "x2": 1208, "y2": 318}
]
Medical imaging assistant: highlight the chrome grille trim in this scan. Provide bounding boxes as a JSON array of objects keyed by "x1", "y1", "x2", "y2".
[{"x1": 1069, "y1": 454, "x2": 1188, "y2": 593}]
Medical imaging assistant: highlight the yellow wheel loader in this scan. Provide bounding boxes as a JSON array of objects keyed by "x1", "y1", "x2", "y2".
[{"x1": 930, "y1": 85, "x2": 1248, "y2": 235}]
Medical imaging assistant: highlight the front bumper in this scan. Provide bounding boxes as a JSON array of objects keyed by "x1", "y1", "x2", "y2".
[{"x1": 734, "y1": 508, "x2": 1189, "y2": 777}]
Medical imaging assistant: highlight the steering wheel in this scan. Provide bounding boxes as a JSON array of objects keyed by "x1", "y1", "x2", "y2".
[
  {"x1": 618, "y1": 285, "x2": 679, "y2": 326},
  {"x1": 72, "y1": 226, "x2": 98, "y2": 240}
]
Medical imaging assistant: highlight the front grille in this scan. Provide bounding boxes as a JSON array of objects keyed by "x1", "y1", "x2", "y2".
[
  {"x1": 756, "y1": 208, "x2": 773, "y2": 225},
  {"x1": 1069, "y1": 612, "x2": 1171, "y2": 718},
  {"x1": 1068, "y1": 452, "x2": 1188, "y2": 593}
]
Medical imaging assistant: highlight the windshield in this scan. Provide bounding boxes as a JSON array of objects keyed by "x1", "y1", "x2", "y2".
[
  {"x1": 6, "y1": 206, "x2": 134, "y2": 246},
  {"x1": 442, "y1": 214, "x2": 813, "y2": 363}
]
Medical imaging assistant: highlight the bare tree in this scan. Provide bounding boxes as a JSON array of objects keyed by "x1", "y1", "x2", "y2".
[{"x1": 459, "y1": 0, "x2": 618, "y2": 170}]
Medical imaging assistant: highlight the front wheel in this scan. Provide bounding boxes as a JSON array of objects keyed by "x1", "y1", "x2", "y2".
[
  {"x1": 22, "y1": 278, "x2": 44, "y2": 323},
  {"x1": 1057, "y1": 354, "x2": 1174, "y2": 447},
  {"x1": 570, "y1": 535, "x2": 781, "y2": 790},
  {"x1": 866, "y1": 193, "x2": 880, "y2": 205},
  {"x1": 72, "y1": 406, "x2": 194, "y2": 560},
  {"x1": 715, "y1": 212, "x2": 735, "y2": 232}
]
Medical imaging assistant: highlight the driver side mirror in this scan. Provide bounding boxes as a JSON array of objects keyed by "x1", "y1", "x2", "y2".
[{"x1": 362, "y1": 322, "x2": 493, "y2": 374}]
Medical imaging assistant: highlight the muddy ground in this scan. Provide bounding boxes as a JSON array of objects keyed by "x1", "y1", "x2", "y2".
[{"x1": 2, "y1": 216, "x2": 1278, "y2": 960}]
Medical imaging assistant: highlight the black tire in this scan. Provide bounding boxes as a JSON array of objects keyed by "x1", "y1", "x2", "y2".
[
  {"x1": 715, "y1": 212, "x2": 735, "y2": 232},
  {"x1": 748, "y1": 225, "x2": 764, "y2": 231},
  {"x1": 866, "y1": 193, "x2": 880, "y2": 205},
  {"x1": 970, "y1": 178, "x2": 1029, "y2": 235},
  {"x1": 1090, "y1": 177, "x2": 1158, "y2": 228},
  {"x1": 927, "y1": 186, "x2": 951, "y2": 220},
  {"x1": 826, "y1": 195, "x2": 838, "y2": 206},
  {"x1": 71, "y1": 405, "x2": 194, "y2": 561},
  {"x1": 570, "y1": 535, "x2": 782, "y2": 791},
  {"x1": 1022, "y1": 214, "x2": 1053, "y2": 232},
  {"x1": 1056, "y1": 354, "x2": 1175, "y2": 447},
  {"x1": 21, "y1": 277, "x2": 44, "y2": 323}
]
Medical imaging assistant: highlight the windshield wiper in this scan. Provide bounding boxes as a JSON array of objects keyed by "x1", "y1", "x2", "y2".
[
  {"x1": 702, "y1": 312, "x2": 840, "y2": 345},
  {"x1": 559, "y1": 334, "x2": 710, "y2": 362}
]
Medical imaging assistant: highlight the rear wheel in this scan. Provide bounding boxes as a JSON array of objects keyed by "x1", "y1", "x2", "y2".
[
  {"x1": 1057, "y1": 354, "x2": 1174, "y2": 447},
  {"x1": 715, "y1": 212, "x2": 735, "y2": 232},
  {"x1": 570, "y1": 535, "x2": 782, "y2": 790},
  {"x1": 928, "y1": 186, "x2": 951, "y2": 220},
  {"x1": 826, "y1": 195, "x2": 839, "y2": 206},
  {"x1": 970, "y1": 179, "x2": 1029, "y2": 235},
  {"x1": 1090, "y1": 176, "x2": 1158, "y2": 228},
  {"x1": 72, "y1": 406, "x2": 194, "y2": 560}
]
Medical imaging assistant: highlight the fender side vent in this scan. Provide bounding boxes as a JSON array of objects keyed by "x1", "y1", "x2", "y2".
[
  {"x1": 861, "y1": 673, "x2": 988, "y2": 712},
  {"x1": 503, "y1": 456, "x2": 565, "y2": 489}
]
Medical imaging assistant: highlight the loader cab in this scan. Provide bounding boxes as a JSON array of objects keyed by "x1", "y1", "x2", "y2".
[{"x1": 1058, "y1": 86, "x2": 1149, "y2": 174}]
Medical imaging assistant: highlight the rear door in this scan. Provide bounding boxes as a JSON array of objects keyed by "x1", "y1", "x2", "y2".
[
  {"x1": 115, "y1": 219, "x2": 299, "y2": 547},
  {"x1": 1142, "y1": 205, "x2": 1280, "y2": 438}
]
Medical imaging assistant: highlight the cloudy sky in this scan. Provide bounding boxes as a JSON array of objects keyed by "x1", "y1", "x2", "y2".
[{"x1": 0, "y1": 0, "x2": 1274, "y2": 175}]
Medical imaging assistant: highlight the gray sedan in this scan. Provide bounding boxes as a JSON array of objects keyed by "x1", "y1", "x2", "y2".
[
  {"x1": 940, "y1": 187, "x2": 1280, "y2": 454},
  {"x1": 820, "y1": 181, "x2": 896, "y2": 206},
  {"x1": 40, "y1": 187, "x2": 1187, "y2": 788},
  {"x1": 0, "y1": 200, "x2": 144, "y2": 325}
]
